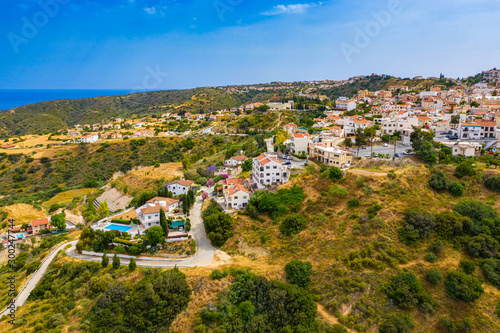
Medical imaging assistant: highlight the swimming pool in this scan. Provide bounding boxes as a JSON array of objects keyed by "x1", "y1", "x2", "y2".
[{"x1": 105, "y1": 224, "x2": 133, "y2": 232}]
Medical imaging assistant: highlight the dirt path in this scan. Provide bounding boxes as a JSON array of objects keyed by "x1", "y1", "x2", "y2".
[
  {"x1": 347, "y1": 169, "x2": 391, "y2": 177},
  {"x1": 317, "y1": 304, "x2": 353, "y2": 332}
]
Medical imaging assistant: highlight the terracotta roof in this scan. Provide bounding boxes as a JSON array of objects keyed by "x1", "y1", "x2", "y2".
[
  {"x1": 226, "y1": 184, "x2": 250, "y2": 196},
  {"x1": 141, "y1": 204, "x2": 162, "y2": 214},
  {"x1": 284, "y1": 123, "x2": 298, "y2": 127},
  {"x1": 223, "y1": 178, "x2": 245, "y2": 186},
  {"x1": 460, "y1": 123, "x2": 480, "y2": 127},
  {"x1": 476, "y1": 120, "x2": 497, "y2": 127},
  {"x1": 231, "y1": 155, "x2": 248, "y2": 162},
  {"x1": 31, "y1": 218, "x2": 49, "y2": 227},
  {"x1": 146, "y1": 197, "x2": 179, "y2": 206},
  {"x1": 170, "y1": 179, "x2": 195, "y2": 187},
  {"x1": 292, "y1": 133, "x2": 311, "y2": 138}
]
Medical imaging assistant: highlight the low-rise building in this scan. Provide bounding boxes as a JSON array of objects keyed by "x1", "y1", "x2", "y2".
[
  {"x1": 252, "y1": 153, "x2": 289, "y2": 189},
  {"x1": 166, "y1": 179, "x2": 196, "y2": 196},
  {"x1": 308, "y1": 139, "x2": 355, "y2": 168},
  {"x1": 224, "y1": 184, "x2": 251, "y2": 209},
  {"x1": 441, "y1": 141, "x2": 481, "y2": 157},
  {"x1": 289, "y1": 133, "x2": 311, "y2": 155},
  {"x1": 79, "y1": 134, "x2": 99, "y2": 143},
  {"x1": 136, "y1": 197, "x2": 180, "y2": 229},
  {"x1": 29, "y1": 218, "x2": 51, "y2": 235}
]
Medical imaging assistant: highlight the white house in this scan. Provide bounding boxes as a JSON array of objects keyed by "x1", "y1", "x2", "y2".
[
  {"x1": 166, "y1": 179, "x2": 196, "y2": 196},
  {"x1": 289, "y1": 133, "x2": 311, "y2": 155},
  {"x1": 79, "y1": 134, "x2": 99, "y2": 143},
  {"x1": 380, "y1": 117, "x2": 419, "y2": 135},
  {"x1": 336, "y1": 97, "x2": 356, "y2": 111},
  {"x1": 252, "y1": 153, "x2": 289, "y2": 189},
  {"x1": 136, "y1": 197, "x2": 180, "y2": 229},
  {"x1": 224, "y1": 155, "x2": 248, "y2": 167},
  {"x1": 224, "y1": 184, "x2": 251, "y2": 209}
]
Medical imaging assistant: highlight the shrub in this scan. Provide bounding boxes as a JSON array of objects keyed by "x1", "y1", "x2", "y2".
[
  {"x1": 383, "y1": 272, "x2": 435, "y2": 312},
  {"x1": 329, "y1": 185, "x2": 348, "y2": 199},
  {"x1": 49, "y1": 203, "x2": 60, "y2": 213},
  {"x1": 459, "y1": 260, "x2": 475, "y2": 275},
  {"x1": 211, "y1": 269, "x2": 228, "y2": 280},
  {"x1": 480, "y1": 258, "x2": 500, "y2": 289},
  {"x1": 378, "y1": 313, "x2": 415, "y2": 333},
  {"x1": 466, "y1": 234, "x2": 500, "y2": 258},
  {"x1": 429, "y1": 171, "x2": 450, "y2": 191},
  {"x1": 128, "y1": 246, "x2": 141, "y2": 255},
  {"x1": 128, "y1": 257, "x2": 136, "y2": 271},
  {"x1": 485, "y1": 176, "x2": 500, "y2": 193},
  {"x1": 328, "y1": 167, "x2": 343, "y2": 181},
  {"x1": 280, "y1": 214, "x2": 307, "y2": 236},
  {"x1": 444, "y1": 271, "x2": 484, "y2": 302},
  {"x1": 203, "y1": 203, "x2": 233, "y2": 247},
  {"x1": 112, "y1": 253, "x2": 121, "y2": 269},
  {"x1": 455, "y1": 161, "x2": 476, "y2": 178},
  {"x1": 348, "y1": 198, "x2": 360, "y2": 208},
  {"x1": 449, "y1": 182, "x2": 465, "y2": 196},
  {"x1": 435, "y1": 211, "x2": 473, "y2": 240},
  {"x1": 387, "y1": 170, "x2": 396, "y2": 179},
  {"x1": 284, "y1": 260, "x2": 313, "y2": 287},
  {"x1": 101, "y1": 253, "x2": 109, "y2": 268},
  {"x1": 438, "y1": 317, "x2": 456, "y2": 333},
  {"x1": 114, "y1": 245, "x2": 126, "y2": 254},
  {"x1": 425, "y1": 252, "x2": 437, "y2": 263},
  {"x1": 399, "y1": 209, "x2": 436, "y2": 244},
  {"x1": 426, "y1": 269, "x2": 443, "y2": 285},
  {"x1": 453, "y1": 200, "x2": 500, "y2": 224},
  {"x1": 111, "y1": 219, "x2": 131, "y2": 225},
  {"x1": 428, "y1": 240, "x2": 444, "y2": 254}
]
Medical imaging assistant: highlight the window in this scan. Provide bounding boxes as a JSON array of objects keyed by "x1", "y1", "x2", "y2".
[
  {"x1": 234, "y1": 196, "x2": 238, "y2": 199},
  {"x1": 148, "y1": 216, "x2": 151, "y2": 219}
]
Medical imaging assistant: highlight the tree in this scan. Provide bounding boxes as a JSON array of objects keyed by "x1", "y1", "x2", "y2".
[
  {"x1": 97, "y1": 201, "x2": 110, "y2": 218},
  {"x1": 146, "y1": 226, "x2": 165, "y2": 247},
  {"x1": 241, "y1": 158, "x2": 253, "y2": 172},
  {"x1": 342, "y1": 138, "x2": 353, "y2": 148},
  {"x1": 50, "y1": 212, "x2": 67, "y2": 231},
  {"x1": 128, "y1": 257, "x2": 137, "y2": 271},
  {"x1": 453, "y1": 200, "x2": 500, "y2": 224},
  {"x1": 182, "y1": 155, "x2": 191, "y2": 170},
  {"x1": 202, "y1": 192, "x2": 209, "y2": 200},
  {"x1": 449, "y1": 182, "x2": 465, "y2": 196},
  {"x1": 444, "y1": 271, "x2": 484, "y2": 302},
  {"x1": 21, "y1": 223, "x2": 29, "y2": 230},
  {"x1": 101, "y1": 252, "x2": 109, "y2": 268},
  {"x1": 280, "y1": 214, "x2": 307, "y2": 236},
  {"x1": 450, "y1": 115, "x2": 460, "y2": 127},
  {"x1": 113, "y1": 253, "x2": 121, "y2": 269},
  {"x1": 203, "y1": 206, "x2": 233, "y2": 247},
  {"x1": 384, "y1": 272, "x2": 435, "y2": 312},
  {"x1": 159, "y1": 208, "x2": 169, "y2": 235},
  {"x1": 381, "y1": 134, "x2": 391, "y2": 143},
  {"x1": 245, "y1": 138, "x2": 259, "y2": 157},
  {"x1": 364, "y1": 127, "x2": 377, "y2": 158},
  {"x1": 328, "y1": 167, "x2": 343, "y2": 181},
  {"x1": 410, "y1": 127, "x2": 437, "y2": 164},
  {"x1": 399, "y1": 209, "x2": 436, "y2": 244},
  {"x1": 284, "y1": 260, "x2": 313, "y2": 287},
  {"x1": 378, "y1": 313, "x2": 415, "y2": 333},
  {"x1": 485, "y1": 176, "x2": 500, "y2": 193},
  {"x1": 354, "y1": 128, "x2": 368, "y2": 157},
  {"x1": 480, "y1": 258, "x2": 500, "y2": 288}
]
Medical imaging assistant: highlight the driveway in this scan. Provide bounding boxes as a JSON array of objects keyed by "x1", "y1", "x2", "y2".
[{"x1": 357, "y1": 144, "x2": 411, "y2": 158}]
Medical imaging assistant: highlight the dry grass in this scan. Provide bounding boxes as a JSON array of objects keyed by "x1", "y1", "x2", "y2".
[
  {"x1": 43, "y1": 188, "x2": 94, "y2": 209},
  {"x1": 3, "y1": 203, "x2": 45, "y2": 226}
]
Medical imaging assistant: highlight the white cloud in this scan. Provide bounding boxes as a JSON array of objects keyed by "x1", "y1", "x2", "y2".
[
  {"x1": 143, "y1": 5, "x2": 168, "y2": 16},
  {"x1": 260, "y1": 3, "x2": 321, "y2": 16}
]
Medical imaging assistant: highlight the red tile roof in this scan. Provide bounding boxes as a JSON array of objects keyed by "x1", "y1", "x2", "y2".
[
  {"x1": 170, "y1": 179, "x2": 195, "y2": 187},
  {"x1": 31, "y1": 218, "x2": 49, "y2": 227}
]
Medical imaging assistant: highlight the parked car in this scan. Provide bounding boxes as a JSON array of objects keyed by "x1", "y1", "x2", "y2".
[
  {"x1": 361, "y1": 145, "x2": 367, "y2": 149},
  {"x1": 395, "y1": 153, "x2": 402, "y2": 158},
  {"x1": 284, "y1": 161, "x2": 291, "y2": 165},
  {"x1": 383, "y1": 143, "x2": 388, "y2": 147},
  {"x1": 365, "y1": 153, "x2": 371, "y2": 157}
]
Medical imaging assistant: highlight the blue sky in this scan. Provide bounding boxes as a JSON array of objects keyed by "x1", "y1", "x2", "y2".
[{"x1": 0, "y1": 0, "x2": 499, "y2": 89}]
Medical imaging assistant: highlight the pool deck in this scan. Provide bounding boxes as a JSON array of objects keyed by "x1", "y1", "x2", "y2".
[{"x1": 92, "y1": 221, "x2": 140, "y2": 237}]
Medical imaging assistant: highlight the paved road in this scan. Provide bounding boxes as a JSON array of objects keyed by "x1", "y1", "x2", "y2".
[
  {"x1": 1, "y1": 189, "x2": 217, "y2": 318},
  {"x1": 68, "y1": 188, "x2": 216, "y2": 268},
  {"x1": 0, "y1": 241, "x2": 73, "y2": 318}
]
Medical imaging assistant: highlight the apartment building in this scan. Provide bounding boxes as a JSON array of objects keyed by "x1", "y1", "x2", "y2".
[
  {"x1": 308, "y1": 138, "x2": 354, "y2": 168},
  {"x1": 252, "y1": 153, "x2": 289, "y2": 189}
]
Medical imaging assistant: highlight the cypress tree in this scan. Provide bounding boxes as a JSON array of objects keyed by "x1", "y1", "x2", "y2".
[
  {"x1": 101, "y1": 252, "x2": 109, "y2": 268},
  {"x1": 129, "y1": 257, "x2": 137, "y2": 271},
  {"x1": 113, "y1": 253, "x2": 121, "y2": 269}
]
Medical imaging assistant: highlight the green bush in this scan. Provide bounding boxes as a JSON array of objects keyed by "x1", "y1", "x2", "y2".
[
  {"x1": 444, "y1": 271, "x2": 484, "y2": 302},
  {"x1": 111, "y1": 219, "x2": 131, "y2": 225},
  {"x1": 459, "y1": 260, "x2": 475, "y2": 275},
  {"x1": 328, "y1": 166, "x2": 343, "y2": 181},
  {"x1": 211, "y1": 269, "x2": 228, "y2": 280},
  {"x1": 399, "y1": 209, "x2": 436, "y2": 244},
  {"x1": 347, "y1": 198, "x2": 360, "y2": 208},
  {"x1": 426, "y1": 269, "x2": 443, "y2": 285},
  {"x1": 453, "y1": 200, "x2": 499, "y2": 224},
  {"x1": 438, "y1": 317, "x2": 456, "y2": 333},
  {"x1": 425, "y1": 252, "x2": 437, "y2": 263},
  {"x1": 480, "y1": 258, "x2": 500, "y2": 289},
  {"x1": 127, "y1": 246, "x2": 141, "y2": 255},
  {"x1": 203, "y1": 201, "x2": 233, "y2": 247},
  {"x1": 428, "y1": 240, "x2": 444, "y2": 254},
  {"x1": 284, "y1": 260, "x2": 313, "y2": 287},
  {"x1": 384, "y1": 272, "x2": 435, "y2": 312},
  {"x1": 280, "y1": 214, "x2": 307, "y2": 236},
  {"x1": 449, "y1": 182, "x2": 465, "y2": 196},
  {"x1": 455, "y1": 161, "x2": 476, "y2": 178},
  {"x1": 429, "y1": 171, "x2": 450, "y2": 191},
  {"x1": 378, "y1": 313, "x2": 415, "y2": 333},
  {"x1": 485, "y1": 176, "x2": 500, "y2": 193}
]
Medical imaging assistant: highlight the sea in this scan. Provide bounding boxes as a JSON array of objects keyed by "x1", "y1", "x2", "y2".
[{"x1": 0, "y1": 89, "x2": 136, "y2": 110}]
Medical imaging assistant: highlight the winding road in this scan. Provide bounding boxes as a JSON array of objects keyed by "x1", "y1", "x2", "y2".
[{"x1": 0, "y1": 189, "x2": 216, "y2": 318}]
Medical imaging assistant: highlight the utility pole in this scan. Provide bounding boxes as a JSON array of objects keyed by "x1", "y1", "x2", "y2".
[{"x1": 370, "y1": 129, "x2": 374, "y2": 159}]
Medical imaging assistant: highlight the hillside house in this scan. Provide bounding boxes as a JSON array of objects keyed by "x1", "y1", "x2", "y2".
[
  {"x1": 252, "y1": 153, "x2": 289, "y2": 189},
  {"x1": 29, "y1": 218, "x2": 51, "y2": 235},
  {"x1": 136, "y1": 197, "x2": 180, "y2": 229},
  {"x1": 224, "y1": 184, "x2": 251, "y2": 209},
  {"x1": 166, "y1": 179, "x2": 196, "y2": 196},
  {"x1": 289, "y1": 133, "x2": 311, "y2": 155},
  {"x1": 79, "y1": 134, "x2": 99, "y2": 143}
]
